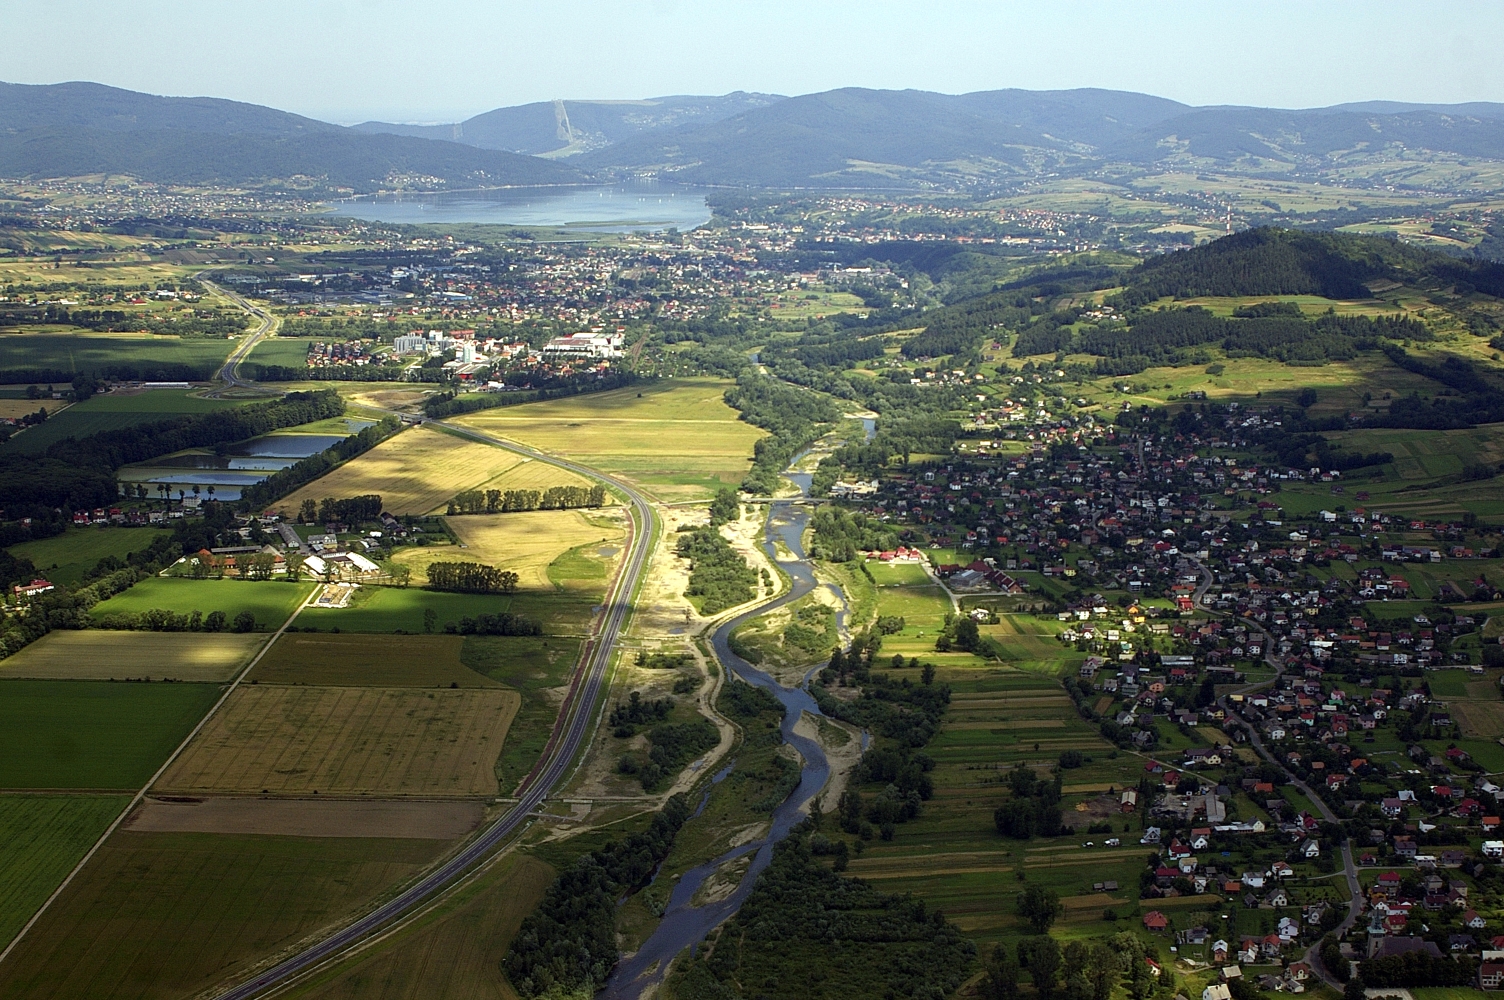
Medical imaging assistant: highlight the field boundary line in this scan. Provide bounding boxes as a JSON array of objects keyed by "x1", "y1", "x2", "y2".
[{"x1": 0, "y1": 584, "x2": 317, "y2": 967}]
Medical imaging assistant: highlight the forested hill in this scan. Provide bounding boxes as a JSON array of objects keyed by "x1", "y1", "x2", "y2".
[
  {"x1": 1118, "y1": 228, "x2": 1504, "y2": 302},
  {"x1": 0, "y1": 81, "x2": 582, "y2": 192}
]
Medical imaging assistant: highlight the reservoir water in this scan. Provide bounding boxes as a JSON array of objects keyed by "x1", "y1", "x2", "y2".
[
  {"x1": 328, "y1": 182, "x2": 711, "y2": 233},
  {"x1": 604, "y1": 465, "x2": 851, "y2": 999}
]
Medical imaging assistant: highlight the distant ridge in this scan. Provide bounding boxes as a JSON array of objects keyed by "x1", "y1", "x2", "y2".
[
  {"x1": 0, "y1": 81, "x2": 582, "y2": 192},
  {"x1": 352, "y1": 92, "x2": 785, "y2": 156}
]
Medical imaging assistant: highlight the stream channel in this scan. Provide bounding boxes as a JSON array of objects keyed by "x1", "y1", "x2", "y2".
[{"x1": 603, "y1": 424, "x2": 872, "y2": 998}]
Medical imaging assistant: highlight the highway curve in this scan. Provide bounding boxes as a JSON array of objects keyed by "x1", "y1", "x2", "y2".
[
  {"x1": 197, "y1": 274, "x2": 279, "y2": 396},
  {"x1": 211, "y1": 419, "x2": 655, "y2": 999}
]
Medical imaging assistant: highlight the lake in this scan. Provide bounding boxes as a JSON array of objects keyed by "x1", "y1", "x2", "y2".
[{"x1": 328, "y1": 182, "x2": 711, "y2": 232}]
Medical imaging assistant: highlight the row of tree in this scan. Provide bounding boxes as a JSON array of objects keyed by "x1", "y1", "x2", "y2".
[
  {"x1": 425, "y1": 561, "x2": 518, "y2": 594},
  {"x1": 446, "y1": 484, "x2": 606, "y2": 515},
  {"x1": 296, "y1": 495, "x2": 383, "y2": 525}
]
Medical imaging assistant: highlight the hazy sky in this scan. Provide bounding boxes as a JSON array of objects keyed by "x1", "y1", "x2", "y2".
[{"x1": 5, "y1": 0, "x2": 1502, "y2": 124}]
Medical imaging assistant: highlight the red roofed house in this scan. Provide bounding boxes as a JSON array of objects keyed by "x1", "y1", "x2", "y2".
[{"x1": 1143, "y1": 911, "x2": 1169, "y2": 932}]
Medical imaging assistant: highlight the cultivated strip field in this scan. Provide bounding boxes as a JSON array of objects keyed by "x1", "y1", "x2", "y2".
[
  {"x1": 88, "y1": 578, "x2": 314, "y2": 629},
  {"x1": 391, "y1": 508, "x2": 622, "y2": 590},
  {"x1": 272, "y1": 424, "x2": 525, "y2": 515},
  {"x1": 0, "y1": 795, "x2": 131, "y2": 947},
  {"x1": 0, "y1": 832, "x2": 448, "y2": 1000},
  {"x1": 477, "y1": 454, "x2": 593, "y2": 492},
  {"x1": 124, "y1": 798, "x2": 484, "y2": 840},
  {"x1": 157, "y1": 685, "x2": 521, "y2": 797},
  {"x1": 0, "y1": 631, "x2": 266, "y2": 682},
  {"x1": 291, "y1": 853, "x2": 556, "y2": 1000},
  {"x1": 248, "y1": 633, "x2": 499, "y2": 688},
  {"x1": 0, "y1": 681, "x2": 222, "y2": 790},
  {"x1": 452, "y1": 378, "x2": 765, "y2": 500}
]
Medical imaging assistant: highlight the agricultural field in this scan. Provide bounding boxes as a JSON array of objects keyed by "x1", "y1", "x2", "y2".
[
  {"x1": 286, "y1": 853, "x2": 556, "y2": 1000},
  {"x1": 294, "y1": 583, "x2": 597, "y2": 634},
  {"x1": 451, "y1": 377, "x2": 765, "y2": 501},
  {"x1": 0, "y1": 680, "x2": 221, "y2": 789},
  {"x1": 844, "y1": 652, "x2": 1140, "y2": 952},
  {"x1": 248, "y1": 336, "x2": 315, "y2": 369},
  {"x1": 8, "y1": 526, "x2": 169, "y2": 587},
  {"x1": 156, "y1": 684, "x2": 521, "y2": 797},
  {"x1": 4, "y1": 387, "x2": 248, "y2": 454},
  {"x1": 88, "y1": 577, "x2": 315, "y2": 629},
  {"x1": 249, "y1": 632, "x2": 500, "y2": 688},
  {"x1": 0, "y1": 631, "x2": 265, "y2": 682},
  {"x1": 272, "y1": 424, "x2": 525, "y2": 516},
  {"x1": 0, "y1": 332, "x2": 231, "y2": 374},
  {"x1": 0, "y1": 831, "x2": 449, "y2": 1000},
  {"x1": 0, "y1": 794, "x2": 131, "y2": 948},
  {"x1": 390, "y1": 508, "x2": 622, "y2": 591},
  {"x1": 123, "y1": 797, "x2": 483, "y2": 840}
]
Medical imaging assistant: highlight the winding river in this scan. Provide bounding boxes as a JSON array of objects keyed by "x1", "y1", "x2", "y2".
[{"x1": 603, "y1": 480, "x2": 850, "y2": 998}]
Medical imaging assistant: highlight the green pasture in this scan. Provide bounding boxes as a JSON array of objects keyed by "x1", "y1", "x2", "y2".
[
  {"x1": 293, "y1": 583, "x2": 596, "y2": 635},
  {"x1": 0, "y1": 794, "x2": 130, "y2": 945},
  {"x1": 4, "y1": 389, "x2": 247, "y2": 454},
  {"x1": 8, "y1": 526, "x2": 169, "y2": 587},
  {"x1": 0, "y1": 332, "x2": 231, "y2": 374},
  {"x1": 248, "y1": 337, "x2": 314, "y2": 369},
  {"x1": 0, "y1": 680, "x2": 221, "y2": 789},
  {"x1": 89, "y1": 578, "x2": 315, "y2": 630}
]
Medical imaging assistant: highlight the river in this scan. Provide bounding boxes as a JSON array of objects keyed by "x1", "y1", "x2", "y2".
[
  {"x1": 603, "y1": 470, "x2": 852, "y2": 998},
  {"x1": 327, "y1": 182, "x2": 711, "y2": 233}
]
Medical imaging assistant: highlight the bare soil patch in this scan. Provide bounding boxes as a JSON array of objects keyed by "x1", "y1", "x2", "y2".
[
  {"x1": 125, "y1": 796, "x2": 484, "y2": 839},
  {"x1": 157, "y1": 686, "x2": 520, "y2": 797},
  {"x1": 250, "y1": 633, "x2": 498, "y2": 688}
]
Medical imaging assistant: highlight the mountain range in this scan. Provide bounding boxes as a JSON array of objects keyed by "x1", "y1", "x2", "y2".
[
  {"x1": 0, "y1": 81, "x2": 581, "y2": 192},
  {"x1": 6, "y1": 80, "x2": 1504, "y2": 193}
]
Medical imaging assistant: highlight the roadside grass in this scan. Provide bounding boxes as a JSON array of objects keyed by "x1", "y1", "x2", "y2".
[
  {"x1": 88, "y1": 577, "x2": 315, "y2": 631},
  {"x1": 249, "y1": 632, "x2": 501, "y2": 688},
  {"x1": 4, "y1": 387, "x2": 247, "y2": 454},
  {"x1": 391, "y1": 509, "x2": 622, "y2": 591},
  {"x1": 281, "y1": 852, "x2": 555, "y2": 1000},
  {"x1": 0, "y1": 831, "x2": 449, "y2": 1000},
  {"x1": 460, "y1": 635, "x2": 584, "y2": 796},
  {"x1": 0, "y1": 631, "x2": 265, "y2": 682},
  {"x1": 8, "y1": 526, "x2": 170, "y2": 586},
  {"x1": 450, "y1": 377, "x2": 765, "y2": 501},
  {"x1": 272, "y1": 423, "x2": 524, "y2": 516},
  {"x1": 0, "y1": 680, "x2": 221, "y2": 789}
]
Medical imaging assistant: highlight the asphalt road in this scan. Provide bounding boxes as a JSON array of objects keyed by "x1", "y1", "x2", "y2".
[
  {"x1": 210, "y1": 419, "x2": 656, "y2": 999},
  {"x1": 197, "y1": 274, "x2": 278, "y2": 396}
]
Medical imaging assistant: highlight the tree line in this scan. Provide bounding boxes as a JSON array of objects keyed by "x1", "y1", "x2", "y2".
[
  {"x1": 296, "y1": 495, "x2": 383, "y2": 524},
  {"x1": 447, "y1": 484, "x2": 606, "y2": 515},
  {"x1": 425, "y1": 561, "x2": 518, "y2": 594}
]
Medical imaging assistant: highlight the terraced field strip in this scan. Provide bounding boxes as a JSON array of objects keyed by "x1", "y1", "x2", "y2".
[{"x1": 156, "y1": 686, "x2": 521, "y2": 797}]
